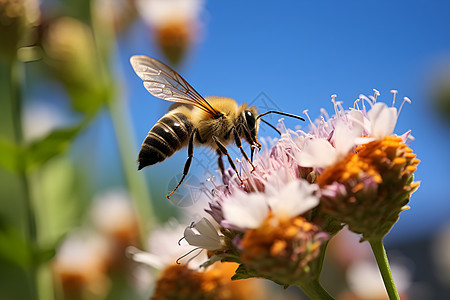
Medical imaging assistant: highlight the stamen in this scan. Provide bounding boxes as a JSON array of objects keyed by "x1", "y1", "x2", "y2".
[
  {"x1": 303, "y1": 110, "x2": 315, "y2": 128},
  {"x1": 353, "y1": 98, "x2": 360, "y2": 110},
  {"x1": 398, "y1": 97, "x2": 411, "y2": 116},
  {"x1": 390, "y1": 90, "x2": 398, "y2": 107},
  {"x1": 358, "y1": 94, "x2": 373, "y2": 111},
  {"x1": 185, "y1": 248, "x2": 204, "y2": 266},
  {"x1": 373, "y1": 89, "x2": 380, "y2": 101},
  {"x1": 331, "y1": 94, "x2": 340, "y2": 116},
  {"x1": 202, "y1": 188, "x2": 213, "y2": 201},
  {"x1": 320, "y1": 108, "x2": 330, "y2": 121},
  {"x1": 336, "y1": 101, "x2": 346, "y2": 120},
  {"x1": 176, "y1": 247, "x2": 202, "y2": 265},
  {"x1": 278, "y1": 118, "x2": 288, "y2": 133},
  {"x1": 207, "y1": 176, "x2": 218, "y2": 189}
]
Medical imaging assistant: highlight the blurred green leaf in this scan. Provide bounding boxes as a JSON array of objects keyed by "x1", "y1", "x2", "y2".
[
  {"x1": 0, "y1": 223, "x2": 56, "y2": 269},
  {"x1": 24, "y1": 123, "x2": 84, "y2": 170},
  {"x1": 35, "y1": 246, "x2": 56, "y2": 265},
  {"x1": 0, "y1": 222, "x2": 32, "y2": 268},
  {"x1": 37, "y1": 157, "x2": 85, "y2": 246},
  {"x1": 61, "y1": 0, "x2": 93, "y2": 23},
  {"x1": 0, "y1": 137, "x2": 20, "y2": 172},
  {"x1": 220, "y1": 256, "x2": 241, "y2": 264},
  {"x1": 66, "y1": 83, "x2": 112, "y2": 116},
  {"x1": 231, "y1": 264, "x2": 255, "y2": 281}
]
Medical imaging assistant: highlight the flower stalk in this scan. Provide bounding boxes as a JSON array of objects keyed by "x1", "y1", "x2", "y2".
[
  {"x1": 9, "y1": 58, "x2": 38, "y2": 300},
  {"x1": 295, "y1": 279, "x2": 335, "y2": 300},
  {"x1": 369, "y1": 238, "x2": 400, "y2": 300},
  {"x1": 106, "y1": 97, "x2": 156, "y2": 239},
  {"x1": 90, "y1": 3, "x2": 157, "y2": 242}
]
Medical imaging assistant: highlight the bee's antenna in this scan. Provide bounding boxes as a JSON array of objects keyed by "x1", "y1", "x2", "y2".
[
  {"x1": 260, "y1": 118, "x2": 281, "y2": 135},
  {"x1": 256, "y1": 111, "x2": 305, "y2": 121}
]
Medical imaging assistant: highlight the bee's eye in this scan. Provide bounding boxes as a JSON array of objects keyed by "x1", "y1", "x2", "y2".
[{"x1": 244, "y1": 110, "x2": 256, "y2": 130}]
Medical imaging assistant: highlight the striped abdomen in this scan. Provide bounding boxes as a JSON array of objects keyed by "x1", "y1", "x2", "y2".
[{"x1": 138, "y1": 112, "x2": 193, "y2": 170}]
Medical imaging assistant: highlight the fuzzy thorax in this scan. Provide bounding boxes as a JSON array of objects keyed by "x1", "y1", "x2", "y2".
[{"x1": 192, "y1": 96, "x2": 258, "y2": 148}]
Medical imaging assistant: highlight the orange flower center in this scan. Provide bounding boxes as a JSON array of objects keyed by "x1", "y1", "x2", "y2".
[{"x1": 317, "y1": 136, "x2": 420, "y2": 187}]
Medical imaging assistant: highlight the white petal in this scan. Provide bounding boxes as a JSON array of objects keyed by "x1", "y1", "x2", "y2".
[
  {"x1": 296, "y1": 139, "x2": 337, "y2": 168},
  {"x1": 222, "y1": 191, "x2": 269, "y2": 229},
  {"x1": 354, "y1": 136, "x2": 376, "y2": 145},
  {"x1": 184, "y1": 218, "x2": 222, "y2": 251},
  {"x1": 268, "y1": 180, "x2": 319, "y2": 218},
  {"x1": 333, "y1": 121, "x2": 358, "y2": 156},
  {"x1": 347, "y1": 110, "x2": 365, "y2": 135},
  {"x1": 128, "y1": 248, "x2": 164, "y2": 269},
  {"x1": 195, "y1": 217, "x2": 219, "y2": 238},
  {"x1": 368, "y1": 103, "x2": 397, "y2": 139}
]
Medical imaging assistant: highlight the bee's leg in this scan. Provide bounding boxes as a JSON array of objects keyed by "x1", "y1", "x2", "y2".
[
  {"x1": 238, "y1": 124, "x2": 260, "y2": 163},
  {"x1": 232, "y1": 127, "x2": 256, "y2": 172},
  {"x1": 251, "y1": 146, "x2": 256, "y2": 162},
  {"x1": 216, "y1": 149, "x2": 225, "y2": 178},
  {"x1": 166, "y1": 128, "x2": 197, "y2": 199},
  {"x1": 212, "y1": 136, "x2": 243, "y2": 183}
]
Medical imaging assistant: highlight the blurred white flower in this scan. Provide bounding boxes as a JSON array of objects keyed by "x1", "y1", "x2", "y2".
[
  {"x1": 136, "y1": 0, "x2": 203, "y2": 27},
  {"x1": 52, "y1": 230, "x2": 111, "y2": 296},
  {"x1": 23, "y1": 102, "x2": 67, "y2": 142},
  {"x1": 130, "y1": 219, "x2": 207, "y2": 269},
  {"x1": 136, "y1": 0, "x2": 205, "y2": 65},
  {"x1": 346, "y1": 258, "x2": 412, "y2": 299},
  {"x1": 432, "y1": 223, "x2": 450, "y2": 285},
  {"x1": 90, "y1": 189, "x2": 139, "y2": 242}
]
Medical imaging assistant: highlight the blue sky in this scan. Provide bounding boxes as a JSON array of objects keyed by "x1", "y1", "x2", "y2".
[{"x1": 111, "y1": 0, "x2": 450, "y2": 244}]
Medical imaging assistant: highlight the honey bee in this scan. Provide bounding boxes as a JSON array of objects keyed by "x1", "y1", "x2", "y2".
[{"x1": 130, "y1": 55, "x2": 304, "y2": 198}]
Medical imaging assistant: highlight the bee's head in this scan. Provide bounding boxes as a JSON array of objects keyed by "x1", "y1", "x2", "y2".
[{"x1": 240, "y1": 105, "x2": 261, "y2": 151}]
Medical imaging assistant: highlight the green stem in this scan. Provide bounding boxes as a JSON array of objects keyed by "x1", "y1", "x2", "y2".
[
  {"x1": 296, "y1": 278, "x2": 335, "y2": 300},
  {"x1": 369, "y1": 238, "x2": 400, "y2": 300},
  {"x1": 107, "y1": 98, "x2": 156, "y2": 241},
  {"x1": 89, "y1": 1, "x2": 156, "y2": 243},
  {"x1": 314, "y1": 239, "x2": 329, "y2": 279},
  {"x1": 9, "y1": 59, "x2": 38, "y2": 300}
]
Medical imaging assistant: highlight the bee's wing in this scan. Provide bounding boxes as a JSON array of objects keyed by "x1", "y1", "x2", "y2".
[{"x1": 130, "y1": 55, "x2": 221, "y2": 118}]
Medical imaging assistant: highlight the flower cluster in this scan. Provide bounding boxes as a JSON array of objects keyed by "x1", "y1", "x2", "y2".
[
  {"x1": 129, "y1": 220, "x2": 267, "y2": 300},
  {"x1": 183, "y1": 90, "x2": 420, "y2": 288}
]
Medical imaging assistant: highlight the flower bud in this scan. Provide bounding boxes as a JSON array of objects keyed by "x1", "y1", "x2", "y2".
[
  {"x1": 0, "y1": 0, "x2": 40, "y2": 60},
  {"x1": 240, "y1": 214, "x2": 329, "y2": 286},
  {"x1": 42, "y1": 17, "x2": 110, "y2": 115},
  {"x1": 318, "y1": 136, "x2": 420, "y2": 241}
]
